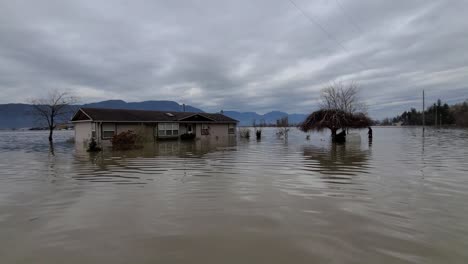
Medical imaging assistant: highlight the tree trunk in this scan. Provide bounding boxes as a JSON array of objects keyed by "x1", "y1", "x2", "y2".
[
  {"x1": 49, "y1": 127, "x2": 53, "y2": 142},
  {"x1": 49, "y1": 141, "x2": 55, "y2": 156},
  {"x1": 49, "y1": 114, "x2": 54, "y2": 142},
  {"x1": 331, "y1": 128, "x2": 346, "y2": 143}
]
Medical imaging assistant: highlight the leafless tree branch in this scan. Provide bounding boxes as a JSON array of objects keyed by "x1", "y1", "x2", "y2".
[
  {"x1": 29, "y1": 90, "x2": 78, "y2": 142},
  {"x1": 320, "y1": 81, "x2": 367, "y2": 114}
]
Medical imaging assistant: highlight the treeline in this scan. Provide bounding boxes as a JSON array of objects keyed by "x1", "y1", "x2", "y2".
[{"x1": 379, "y1": 99, "x2": 468, "y2": 127}]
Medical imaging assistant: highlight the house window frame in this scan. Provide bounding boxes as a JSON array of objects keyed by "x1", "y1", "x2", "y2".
[
  {"x1": 158, "y1": 123, "x2": 179, "y2": 137},
  {"x1": 201, "y1": 124, "x2": 210, "y2": 135},
  {"x1": 228, "y1": 123, "x2": 235, "y2": 134},
  {"x1": 102, "y1": 123, "x2": 116, "y2": 139},
  {"x1": 91, "y1": 123, "x2": 96, "y2": 138}
]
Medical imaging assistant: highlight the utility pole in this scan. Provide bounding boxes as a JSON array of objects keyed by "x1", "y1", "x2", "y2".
[
  {"x1": 422, "y1": 90, "x2": 425, "y2": 129},
  {"x1": 435, "y1": 106, "x2": 438, "y2": 127}
]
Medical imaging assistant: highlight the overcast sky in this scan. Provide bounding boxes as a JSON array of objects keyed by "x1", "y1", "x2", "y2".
[{"x1": 1, "y1": 0, "x2": 467, "y2": 118}]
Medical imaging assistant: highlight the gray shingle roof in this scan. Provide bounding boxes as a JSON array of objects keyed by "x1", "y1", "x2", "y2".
[{"x1": 72, "y1": 108, "x2": 238, "y2": 123}]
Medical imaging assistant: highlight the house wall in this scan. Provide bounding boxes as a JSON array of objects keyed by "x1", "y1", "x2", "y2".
[
  {"x1": 195, "y1": 123, "x2": 235, "y2": 140},
  {"x1": 74, "y1": 122, "x2": 93, "y2": 146},
  {"x1": 74, "y1": 121, "x2": 237, "y2": 147},
  {"x1": 179, "y1": 124, "x2": 187, "y2": 135}
]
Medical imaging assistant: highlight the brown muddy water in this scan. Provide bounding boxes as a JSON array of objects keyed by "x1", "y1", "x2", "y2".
[{"x1": 1, "y1": 127, "x2": 468, "y2": 263}]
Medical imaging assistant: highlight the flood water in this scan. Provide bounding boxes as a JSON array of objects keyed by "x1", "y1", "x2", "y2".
[{"x1": 1, "y1": 127, "x2": 468, "y2": 263}]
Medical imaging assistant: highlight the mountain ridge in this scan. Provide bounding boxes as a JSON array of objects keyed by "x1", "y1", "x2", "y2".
[
  {"x1": 223, "y1": 110, "x2": 307, "y2": 126},
  {"x1": 0, "y1": 100, "x2": 307, "y2": 128}
]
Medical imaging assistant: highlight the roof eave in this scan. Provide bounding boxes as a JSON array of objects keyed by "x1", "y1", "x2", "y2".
[
  {"x1": 76, "y1": 120, "x2": 238, "y2": 124},
  {"x1": 70, "y1": 108, "x2": 93, "y2": 122},
  {"x1": 177, "y1": 113, "x2": 216, "y2": 122}
]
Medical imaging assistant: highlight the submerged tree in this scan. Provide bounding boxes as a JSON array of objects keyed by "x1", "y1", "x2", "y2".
[
  {"x1": 299, "y1": 109, "x2": 371, "y2": 139},
  {"x1": 252, "y1": 119, "x2": 262, "y2": 139},
  {"x1": 30, "y1": 90, "x2": 77, "y2": 142},
  {"x1": 239, "y1": 128, "x2": 251, "y2": 138},
  {"x1": 300, "y1": 83, "x2": 371, "y2": 142},
  {"x1": 276, "y1": 116, "x2": 290, "y2": 139}
]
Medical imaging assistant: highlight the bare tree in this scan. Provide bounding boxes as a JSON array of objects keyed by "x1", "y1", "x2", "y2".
[
  {"x1": 239, "y1": 128, "x2": 251, "y2": 138},
  {"x1": 276, "y1": 116, "x2": 290, "y2": 139},
  {"x1": 30, "y1": 90, "x2": 77, "y2": 142},
  {"x1": 299, "y1": 82, "x2": 371, "y2": 142},
  {"x1": 252, "y1": 119, "x2": 262, "y2": 139},
  {"x1": 320, "y1": 82, "x2": 367, "y2": 114},
  {"x1": 299, "y1": 109, "x2": 372, "y2": 141}
]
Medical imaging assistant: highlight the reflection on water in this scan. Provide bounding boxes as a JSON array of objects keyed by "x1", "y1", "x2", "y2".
[
  {"x1": 1, "y1": 128, "x2": 468, "y2": 263},
  {"x1": 303, "y1": 142, "x2": 371, "y2": 177},
  {"x1": 73, "y1": 139, "x2": 238, "y2": 184}
]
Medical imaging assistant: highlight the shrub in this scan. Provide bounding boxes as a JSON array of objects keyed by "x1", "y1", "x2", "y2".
[
  {"x1": 111, "y1": 130, "x2": 142, "y2": 150},
  {"x1": 87, "y1": 138, "x2": 102, "y2": 152},
  {"x1": 239, "y1": 128, "x2": 251, "y2": 138},
  {"x1": 255, "y1": 129, "x2": 262, "y2": 140},
  {"x1": 276, "y1": 127, "x2": 290, "y2": 139}
]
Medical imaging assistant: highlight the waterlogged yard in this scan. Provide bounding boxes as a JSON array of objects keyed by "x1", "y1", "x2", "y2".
[{"x1": 1, "y1": 127, "x2": 468, "y2": 263}]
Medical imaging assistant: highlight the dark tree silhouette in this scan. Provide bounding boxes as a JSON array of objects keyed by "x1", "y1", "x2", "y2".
[
  {"x1": 299, "y1": 109, "x2": 371, "y2": 141},
  {"x1": 385, "y1": 99, "x2": 466, "y2": 126},
  {"x1": 320, "y1": 82, "x2": 367, "y2": 114},
  {"x1": 300, "y1": 83, "x2": 371, "y2": 142},
  {"x1": 30, "y1": 90, "x2": 77, "y2": 142}
]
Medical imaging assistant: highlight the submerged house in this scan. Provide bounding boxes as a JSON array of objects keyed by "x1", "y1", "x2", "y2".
[{"x1": 71, "y1": 108, "x2": 238, "y2": 145}]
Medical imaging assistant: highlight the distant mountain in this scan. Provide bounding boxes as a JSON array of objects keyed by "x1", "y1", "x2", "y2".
[
  {"x1": 223, "y1": 111, "x2": 307, "y2": 126},
  {"x1": 0, "y1": 104, "x2": 36, "y2": 129},
  {"x1": 0, "y1": 99, "x2": 307, "y2": 128},
  {"x1": 288, "y1": 113, "x2": 309, "y2": 125},
  {"x1": 0, "y1": 100, "x2": 202, "y2": 129},
  {"x1": 222, "y1": 111, "x2": 262, "y2": 126},
  {"x1": 82, "y1": 100, "x2": 202, "y2": 113}
]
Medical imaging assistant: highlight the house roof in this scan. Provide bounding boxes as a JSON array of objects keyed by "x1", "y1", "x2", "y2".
[{"x1": 71, "y1": 107, "x2": 238, "y2": 123}]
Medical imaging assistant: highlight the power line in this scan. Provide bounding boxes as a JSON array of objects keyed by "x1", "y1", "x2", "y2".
[
  {"x1": 335, "y1": 0, "x2": 364, "y2": 35},
  {"x1": 286, "y1": 0, "x2": 368, "y2": 70},
  {"x1": 287, "y1": 0, "x2": 349, "y2": 53}
]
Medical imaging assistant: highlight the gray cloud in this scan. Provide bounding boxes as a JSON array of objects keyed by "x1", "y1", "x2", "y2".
[{"x1": 1, "y1": 0, "x2": 467, "y2": 118}]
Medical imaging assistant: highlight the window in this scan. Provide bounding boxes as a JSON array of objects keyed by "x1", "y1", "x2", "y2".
[
  {"x1": 158, "y1": 123, "x2": 179, "y2": 137},
  {"x1": 102, "y1": 123, "x2": 115, "y2": 139},
  {"x1": 201, "y1": 124, "x2": 210, "y2": 135},
  {"x1": 228, "y1": 124, "x2": 235, "y2": 134},
  {"x1": 91, "y1": 123, "x2": 96, "y2": 138}
]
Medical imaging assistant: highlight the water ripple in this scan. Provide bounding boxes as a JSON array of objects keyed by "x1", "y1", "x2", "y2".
[{"x1": 1, "y1": 128, "x2": 468, "y2": 263}]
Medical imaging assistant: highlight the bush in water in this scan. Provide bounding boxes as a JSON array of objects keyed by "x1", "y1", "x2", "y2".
[
  {"x1": 87, "y1": 138, "x2": 102, "y2": 152},
  {"x1": 111, "y1": 131, "x2": 142, "y2": 150},
  {"x1": 239, "y1": 128, "x2": 251, "y2": 138}
]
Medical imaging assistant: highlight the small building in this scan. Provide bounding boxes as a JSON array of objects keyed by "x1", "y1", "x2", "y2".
[{"x1": 71, "y1": 108, "x2": 238, "y2": 145}]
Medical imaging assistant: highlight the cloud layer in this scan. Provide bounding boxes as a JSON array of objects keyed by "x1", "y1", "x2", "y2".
[{"x1": 1, "y1": 0, "x2": 467, "y2": 118}]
